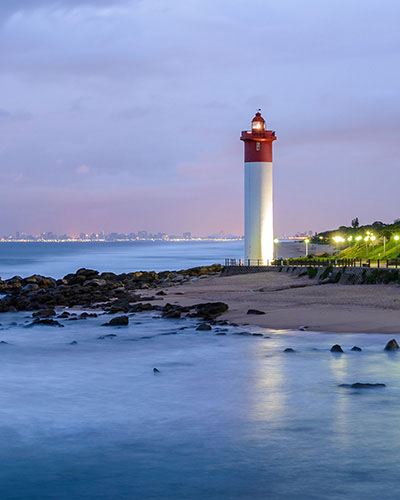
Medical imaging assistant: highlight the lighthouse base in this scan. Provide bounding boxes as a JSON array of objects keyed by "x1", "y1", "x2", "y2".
[{"x1": 244, "y1": 161, "x2": 274, "y2": 264}]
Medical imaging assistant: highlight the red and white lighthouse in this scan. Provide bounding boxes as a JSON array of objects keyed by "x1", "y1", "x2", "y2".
[{"x1": 240, "y1": 111, "x2": 277, "y2": 264}]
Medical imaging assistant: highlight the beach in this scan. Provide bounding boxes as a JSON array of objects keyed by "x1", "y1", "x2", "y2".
[{"x1": 157, "y1": 271, "x2": 400, "y2": 334}]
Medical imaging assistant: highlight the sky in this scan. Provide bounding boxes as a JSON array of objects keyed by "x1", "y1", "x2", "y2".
[{"x1": 0, "y1": 0, "x2": 399, "y2": 237}]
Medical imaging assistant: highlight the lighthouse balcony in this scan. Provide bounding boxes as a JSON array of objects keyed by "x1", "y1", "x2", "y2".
[{"x1": 240, "y1": 130, "x2": 276, "y2": 141}]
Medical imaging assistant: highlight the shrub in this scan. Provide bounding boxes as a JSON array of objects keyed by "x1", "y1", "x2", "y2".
[
  {"x1": 320, "y1": 266, "x2": 333, "y2": 281},
  {"x1": 307, "y1": 267, "x2": 318, "y2": 279}
]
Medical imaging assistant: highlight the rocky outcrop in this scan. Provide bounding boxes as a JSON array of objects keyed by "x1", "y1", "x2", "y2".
[
  {"x1": 330, "y1": 344, "x2": 343, "y2": 353},
  {"x1": 384, "y1": 339, "x2": 399, "y2": 351},
  {"x1": 0, "y1": 265, "x2": 222, "y2": 313},
  {"x1": 103, "y1": 315, "x2": 129, "y2": 326},
  {"x1": 247, "y1": 309, "x2": 265, "y2": 315},
  {"x1": 196, "y1": 323, "x2": 212, "y2": 331},
  {"x1": 339, "y1": 383, "x2": 386, "y2": 389}
]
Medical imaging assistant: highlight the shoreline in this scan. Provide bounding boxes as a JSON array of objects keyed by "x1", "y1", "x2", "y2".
[{"x1": 153, "y1": 272, "x2": 400, "y2": 335}]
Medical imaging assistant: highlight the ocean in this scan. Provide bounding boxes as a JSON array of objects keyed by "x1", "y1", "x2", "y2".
[
  {"x1": 0, "y1": 240, "x2": 327, "y2": 280},
  {"x1": 0, "y1": 240, "x2": 396, "y2": 500}
]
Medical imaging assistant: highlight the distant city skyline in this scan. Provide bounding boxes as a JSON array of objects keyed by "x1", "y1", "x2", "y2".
[{"x1": 0, "y1": 1, "x2": 399, "y2": 236}]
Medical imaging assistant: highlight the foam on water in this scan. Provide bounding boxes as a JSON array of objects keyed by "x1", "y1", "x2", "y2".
[{"x1": 0, "y1": 311, "x2": 399, "y2": 499}]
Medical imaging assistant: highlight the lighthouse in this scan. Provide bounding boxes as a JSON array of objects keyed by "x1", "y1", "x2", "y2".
[{"x1": 240, "y1": 111, "x2": 277, "y2": 264}]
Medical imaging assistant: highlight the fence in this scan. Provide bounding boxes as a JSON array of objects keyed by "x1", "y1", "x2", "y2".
[{"x1": 225, "y1": 258, "x2": 400, "y2": 269}]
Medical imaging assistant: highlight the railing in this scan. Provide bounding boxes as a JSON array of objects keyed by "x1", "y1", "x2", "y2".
[{"x1": 225, "y1": 258, "x2": 400, "y2": 269}]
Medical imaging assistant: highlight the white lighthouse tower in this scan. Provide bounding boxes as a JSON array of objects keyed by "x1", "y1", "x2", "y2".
[{"x1": 240, "y1": 111, "x2": 277, "y2": 264}]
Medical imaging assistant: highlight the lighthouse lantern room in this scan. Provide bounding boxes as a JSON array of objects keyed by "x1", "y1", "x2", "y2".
[{"x1": 240, "y1": 111, "x2": 277, "y2": 264}]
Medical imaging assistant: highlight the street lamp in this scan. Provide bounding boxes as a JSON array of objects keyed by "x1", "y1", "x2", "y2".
[
  {"x1": 395, "y1": 235, "x2": 400, "y2": 258},
  {"x1": 304, "y1": 238, "x2": 310, "y2": 256},
  {"x1": 364, "y1": 235, "x2": 370, "y2": 258}
]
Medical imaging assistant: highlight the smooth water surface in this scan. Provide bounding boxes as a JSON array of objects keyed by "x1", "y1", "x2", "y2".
[
  {"x1": 0, "y1": 240, "x2": 331, "y2": 279},
  {"x1": 0, "y1": 241, "x2": 243, "y2": 279},
  {"x1": 0, "y1": 311, "x2": 398, "y2": 499}
]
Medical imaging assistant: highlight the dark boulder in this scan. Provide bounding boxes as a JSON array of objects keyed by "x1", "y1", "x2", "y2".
[
  {"x1": 284, "y1": 348, "x2": 296, "y2": 353},
  {"x1": 330, "y1": 344, "x2": 343, "y2": 353},
  {"x1": 247, "y1": 309, "x2": 265, "y2": 315},
  {"x1": 27, "y1": 318, "x2": 64, "y2": 328},
  {"x1": 98, "y1": 334, "x2": 117, "y2": 339},
  {"x1": 196, "y1": 323, "x2": 212, "y2": 331},
  {"x1": 351, "y1": 346, "x2": 362, "y2": 352},
  {"x1": 156, "y1": 290, "x2": 167, "y2": 296},
  {"x1": 339, "y1": 383, "x2": 386, "y2": 389},
  {"x1": 103, "y1": 315, "x2": 129, "y2": 326},
  {"x1": 32, "y1": 308, "x2": 56, "y2": 318},
  {"x1": 194, "y1": 302, "x2": 228, "y2": 319},
  {"x1": 384, "y1": 339, "x2": 399, "y2": 351},
  {"x1": 153, "y1": 368, "x2": 160, "y2": 373},
  {"x1": 69, "y1": 341, "x2": 78, "y2": 345},
  {"x1": 162, "y1": 310, "x2": 181, "y2": 319}
]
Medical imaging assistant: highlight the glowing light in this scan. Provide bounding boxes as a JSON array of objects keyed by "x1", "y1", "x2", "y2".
[
  {"x1": 395, "y1": 235, "x2": 400, "y2": 241},
  {"x1": 347, "y1": 236, "x2": 353, "y2": 242},
  {"x1": 252, "y1": 122, "x2": 262, "y2": 130},
  {"x1": 355, "y1": 236, "x2": 362, "y2": 241},
  {"x1": 274, "y1": 238, "x2": 279, "y2": 244},
  {"x1": 370, "y1": 235, "x2": 376, "y2": 242},
  {"x1": 364, "y1": 236, "x2": 369, "y2": 241},
  {"x1": 304, "y1": 239, "x2": 310, "y2": 244},
  {"x1": 333, "y1": 236, "x2": 345, "y2": 243}
]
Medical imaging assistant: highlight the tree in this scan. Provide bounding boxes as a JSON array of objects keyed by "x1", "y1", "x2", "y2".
[{"x1": 351, "y1": 217, "x2": 359, "y2": 229}]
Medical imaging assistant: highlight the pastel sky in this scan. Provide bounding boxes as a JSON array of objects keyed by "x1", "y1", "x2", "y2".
[{"x1": 1, "y1": 0, "x2": 399, "y2": 236}]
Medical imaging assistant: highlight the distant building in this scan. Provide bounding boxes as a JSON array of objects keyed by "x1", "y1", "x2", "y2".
[{"x1": 183, "y1": 232, "x2": 191, "y2": 239}]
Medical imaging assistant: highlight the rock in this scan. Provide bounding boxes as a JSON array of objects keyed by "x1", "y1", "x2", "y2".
[
  {"x1": 98, "y1": 334, "x2": 117, "y2": 339},
  {"x1": 23, "y1": 283, "x2": 39, "y2": 292},
  {"x1": 69, "y1": 341, "x2": 78, "y2": 345},
  {"x1": 103, "y1": 315, "x2": 129, "y2": 326},
  {"x1": 351, "y1": 346, "x2": 362, "y2": 352},
  {"x1": 162, "y1": 309, "x2": 182, "y2": 319},
  {"x1": 284, "y1": 348, "x2": 296, "y2": 353},
  {"x1": 196, "y1": 323, "x2": 212, "y2": 331},
  {"x1": 80, "y1": 312, "x2": 98, "y2": 318},
  {"x1": 58, "y1": 311, "x2": 70, "y2": 318},
  {"x1": 153, "y1": 368, "x2": 160, "y2": 373},
  {"x1": 384, "y1": 339, "x2": 399, "y2": 351},
  {"x1": 252, "y1": 333, "x2": 264, "y2": 337},
  {"x1": 83, "y1": 279, "x2": 106, "y2": 287},
  {"x1": 130, "y1": 303, "x2": 156, "y2": 313},
  {"x1": 32, "y1": 308, "x2": 56, "y2": 318},
  {"x1": 194, "y1": 302, "x2": 229, "y2": 319},
  {"x1": 339, "y1": 383, "x2": 386, "y2": 389},
  {"x1": 330, "y1": 344, "x2": 343, "y2": 353},
  {"x1": 26, "y1": 318, "x2": 64, "y2": 328},
  {"x1": 155, "y1": 290, "x2": 167, "y2": 296},
  {"x1": 0, "y1": 341, "x2": 9, "y2": 344},
  {"x1": 247, "y1": 309, "x2": 265, "y2": 315}
]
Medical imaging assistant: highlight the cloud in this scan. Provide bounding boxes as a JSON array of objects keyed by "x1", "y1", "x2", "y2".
[
  {"x1": 75, "y1": 164, "x2": 91, "y2": 175},
  {"x1": 0, "y1": 108, "x2": 32, "y2": 122}
]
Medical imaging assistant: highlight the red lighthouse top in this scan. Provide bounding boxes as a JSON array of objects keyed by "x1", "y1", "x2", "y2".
[{"x1": 240, "y1": 110, "x2": 276, "y2": 162}]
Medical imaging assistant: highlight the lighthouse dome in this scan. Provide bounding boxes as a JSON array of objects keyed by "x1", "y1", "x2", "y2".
[{"x1": 251, "y1": 111, "x2": 265, "y2": 131}]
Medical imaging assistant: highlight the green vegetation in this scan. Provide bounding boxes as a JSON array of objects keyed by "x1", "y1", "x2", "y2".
[{"x1": 312, "y1": 219, "x2": 400, "y2": 260}]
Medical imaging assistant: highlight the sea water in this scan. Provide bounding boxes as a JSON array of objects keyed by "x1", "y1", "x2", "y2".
[
  {"x1": 0, "y1": 241, "x2": 396, "y2": 499},
  {"x1": 0, "y1": 240, "x2": 330, "y2": 280},
  {"x1": 0, "y1": 312, "x2": 399, "y2": 499}
]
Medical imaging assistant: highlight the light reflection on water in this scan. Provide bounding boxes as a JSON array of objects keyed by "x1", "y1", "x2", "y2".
[{"x1": 0, "y1": 312, "x2": 399, "y2": 499}]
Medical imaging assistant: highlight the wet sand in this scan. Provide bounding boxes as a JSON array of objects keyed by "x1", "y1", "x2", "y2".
[{"x1": 158, "y1": 272, "x2": 400, "y2": 334}]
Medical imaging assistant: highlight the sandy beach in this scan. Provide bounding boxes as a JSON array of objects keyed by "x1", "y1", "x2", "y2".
[{"x1": 158, "y1": 271, "x2": 400, "y2": 334}]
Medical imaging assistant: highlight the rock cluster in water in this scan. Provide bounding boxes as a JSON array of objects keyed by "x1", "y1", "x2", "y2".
[{"x1": 0, "y1": 265, "x2": 221, "y2": 313}]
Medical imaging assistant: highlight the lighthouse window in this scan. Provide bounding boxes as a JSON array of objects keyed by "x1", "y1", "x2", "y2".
[{"x1": 256, "y1": 142, "x2": 261, "y2": 151}]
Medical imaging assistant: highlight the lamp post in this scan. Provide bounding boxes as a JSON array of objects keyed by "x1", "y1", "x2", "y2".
[
  {"x1": 395, "y1": 235, "x2": 400, "y2": 258},
  {"x1": 364, "y1": 235, "x2": 370, "y2": 258},
  {"x1": 304, "y1": 238, "x2": 310, "y2": 257}
]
